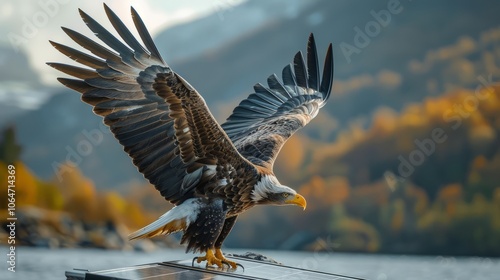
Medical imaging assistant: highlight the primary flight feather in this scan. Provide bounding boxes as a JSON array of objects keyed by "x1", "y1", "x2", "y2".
[{"x1": 48, "y1": 3, "x2": 334, "y2": 269}]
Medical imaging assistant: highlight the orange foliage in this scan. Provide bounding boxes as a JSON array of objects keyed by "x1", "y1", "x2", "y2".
[
  {"x1": 445, "y1": 203, "x2": 457, "y2": 216},
  {"x1": 328, "y1": 177, "x2": 350, "y2": 204},
  {"x1": 315, "y1": 86, "x2": 500, "y2": 171},
  {"x1": 472, "y1": 155, "x2": 488, "y2": 170},
  {"x1": 437, "y1": 184, "x2": 464, "y2": 217},
  {"x1": 371, "y1": 108, "x2": 398, "y2": 136},
  {"x1": 275, "y1": 135, "x2": 305, "y2": 172},
  {"x1": 299, "y1": 176, "x2": 350, "y2": 210},
  {"x1": 126, "y1": 182, "x2": 171, "y2": 217},
  {"x1": 0, "y1": 157, "x2": 166, "y2": 231},
  {"x1": 349, "y1": 181, "x2": 390, "y2": 206},
  {"x1": 438, "y1": 184, "x2": 463, "y2": 202}
]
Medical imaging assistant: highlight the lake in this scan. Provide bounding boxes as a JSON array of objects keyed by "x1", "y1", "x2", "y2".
[{"x1": 1, "y1": 247, "x2": 498, "y2": 280}]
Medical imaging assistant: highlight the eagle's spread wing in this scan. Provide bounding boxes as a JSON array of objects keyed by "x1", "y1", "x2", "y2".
[
  {"x1": 48, "y1": 4, "x2": 255, "y2": 205},
  {"x1": 221, "y1": 34, "x2": 334, "y2": 169}
]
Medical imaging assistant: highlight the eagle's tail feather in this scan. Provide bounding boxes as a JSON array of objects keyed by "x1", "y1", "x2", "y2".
[
  {"x1": 128, "y1": 217, "x2": 187, "y2": 240},
  {"x1": 128, "y1": 198, "x2": 201, "y2": 240}
]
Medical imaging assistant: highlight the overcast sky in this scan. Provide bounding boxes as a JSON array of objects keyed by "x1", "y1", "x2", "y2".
[{"x1": 0, "y1": 0, "x2": 244, "y2": 85}]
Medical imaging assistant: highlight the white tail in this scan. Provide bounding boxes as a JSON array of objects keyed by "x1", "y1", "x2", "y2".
[{"x1": 128, "y1": 198, "x2": 201, "y2": 240}]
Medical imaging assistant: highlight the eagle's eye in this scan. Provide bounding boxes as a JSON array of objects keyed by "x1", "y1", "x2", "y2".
[{"x1": 282, "y1": 193, "x2": 290, "y2": 198}]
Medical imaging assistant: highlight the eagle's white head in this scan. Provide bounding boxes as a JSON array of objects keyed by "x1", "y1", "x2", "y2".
[{"x1": 251, "y1": 175, "x2": 307, "y2": 209}]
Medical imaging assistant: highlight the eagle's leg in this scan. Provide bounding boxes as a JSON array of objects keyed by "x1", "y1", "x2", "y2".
[
  {"x1": 192, "y1": 249, "x2": 223, "y2": 268},
  {"x1": 185, "y1": 199, "x2": 228, "y2": 269},
  {"x1": 214, "y1": 216, "x2": 243, "y2": 270}
]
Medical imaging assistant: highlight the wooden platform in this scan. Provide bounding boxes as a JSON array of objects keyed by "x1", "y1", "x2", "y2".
[{"x1": 65, "y1": 254, "x2": 365, "y2": 280}]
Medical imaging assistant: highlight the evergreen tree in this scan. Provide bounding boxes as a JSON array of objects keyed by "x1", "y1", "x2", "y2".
[{"x1": 0, "y1": 125, "x2": 22, "y2": 164}]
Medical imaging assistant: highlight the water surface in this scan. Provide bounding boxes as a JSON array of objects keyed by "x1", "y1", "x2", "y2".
[{"x1": 1, "y1": 247, "x2": 498, "y2": 280}]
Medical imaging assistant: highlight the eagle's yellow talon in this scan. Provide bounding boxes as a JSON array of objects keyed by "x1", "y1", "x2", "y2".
[
  {"x1": 192, "y1": 249, "x2": 224, "y2": 268},
  {"x1": 215, "y1": 248, "x2": 244, "y2": 270}
]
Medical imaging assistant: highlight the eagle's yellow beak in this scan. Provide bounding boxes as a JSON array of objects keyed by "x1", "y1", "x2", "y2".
[{"x1": 285, "y1": 194, "x2": 307, "y2": 210}]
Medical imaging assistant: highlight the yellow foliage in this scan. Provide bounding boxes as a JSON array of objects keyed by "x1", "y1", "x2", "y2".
[
  {"x1": 390, "y1": 199, "x2": 405, "y2": 232},
  {"x1": 417, "y1": 210, "x2": 444, "y2": 230},
  {"x1": 331, "y1": 217, "x2": 380, "y2": 252},
  {"x1": 0, "y1": 161, "x2": 7, "y2": 209},
  {"x1": 127, "y1": 201, "x2": 152, "y2": 229},
  {"x1": 0, "y1": 160, "x2": 168, "y2": 237},
  {"x1": 400, "y1": 104, "x2": 426, "y2": 127},
  {"x1": 100, "y1": 191, "x2": 128, "y2": 222},
  {"x1": 51, "y1": 164, "x2": 99, "y2": 221},
  {"x1": 479, "y1": 87, "x2": 500, "y2": 114},
  {"x1": 92, "y1": 184, "x2": 164, "y2": 229},
  {"x1": 468, "y1": 121, "x2": 496, "y2": 153},
  {"x1": 13, "y1": 161, "x2": 38, "y2": 207},
  {"x1": 471, "y1": 193, "x2": 489, "y2": 215},
  {"x1": 0, "y1": 162, "x2": 74, "y2": 213},
  {"x1": 468, "y1": 171, "x2": 481, "y2": 185},
  {"x1": 36, "y1": 181, "x2": 64, "y2": 211},
  {"x1": 54, "y1": 164, "x2": 96, "y2": 199},
  {"x1": 492, "y1": 188, "x2": 500, "y2": 230},
  {"x1": 371, "y1": 108, "x2": 398, "y2": 136},
  {"x1": 494, "y1": 187, "x2": 500, "y2": 202},
  {"x1": 405, "y1": 185, "x2": 429, "y2": 215}
]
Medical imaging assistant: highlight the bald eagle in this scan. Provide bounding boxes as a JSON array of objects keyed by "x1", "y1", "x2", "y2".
[{"x1": 48, "y1": 4, "x2": 333, "y2": 269}]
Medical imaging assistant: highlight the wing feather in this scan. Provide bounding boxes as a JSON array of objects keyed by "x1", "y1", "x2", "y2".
[
  {"x1": 282, "y1": 64, "x2": 297, "y2": 87},
  {"x1": 103, "y1": 4, "x2": 150, "y2": 62},
  {"x1": 49, "y1": 4, "x2": 256, "y2": 206},
  {"x1": 61, "y1": 27, "x2": 121, "y2": 64},
  {"x1": 48, "y1": 41, "x2": 107, "y2": 69},
  {"x1": 131, "y1": 6, "x2": 165, "y2": 64},
  {"x1": 320, "y1": 43, "x2": 334, "y2": 100},
  {"x1": 78, "y1": 9, "x2": 144, "y2": 70},
  {"x1": 293, "y1": 51, "x2": 308, "y2": 88},
  {"x1": 222, "y1": 34, "x2": 334, "y2": 168},
  {"x1": 46, "y1": 63, "x2": 98, "y2": 79},
  {"x1": 267, "y1": 74, "x2": 293, "y2": 99},
  {"x1": 306, "y1": 33, "x2": 320, "y2": 91}
]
